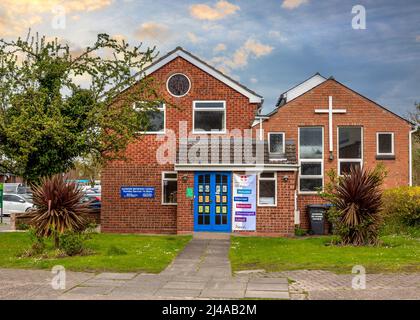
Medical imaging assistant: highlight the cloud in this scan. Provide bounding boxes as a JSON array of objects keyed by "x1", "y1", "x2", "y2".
[
  {"x1": 190, "y1": 1, "x2": 240, "y2": 21},
  {"x1": 268, "y1": 30, "x2": 288, "y2": 42},
  {"x1": 214, "y1": 43, "x2": 227, "y2": 52},
  {"x1": 0, "y1": 0, "x2": 113, "y2": 36},
  {"x1": 416, "y1": 35, "x2": 420, "y2": 42},
  {"x1": 250, "y1": 77, "x2": 258, "y2": 84},
  {"x1": 281, "y1": 0, "x2": 309, "y2": 10},
  {"x1": 212, "y1": 38, "x2": 273, "y2": 73},
  {"x1": 187, "y1": 32, "x2": 202, "y2": 44},
  {"x1": 134, "y1": 22, "x2": 171, "y2": 42}
]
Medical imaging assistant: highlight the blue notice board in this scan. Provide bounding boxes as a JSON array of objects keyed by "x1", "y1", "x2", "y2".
[{"x1": 120, "y1": 187, "x2": 155, "y2": 198}]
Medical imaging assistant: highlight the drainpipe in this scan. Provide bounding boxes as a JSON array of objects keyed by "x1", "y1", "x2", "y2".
[
  {"x1": 259, "y1": 117, "x2": 263, "y2": 140},
  {"x1": 409, "y1": 126, "x2": 418, "y2": 186}
]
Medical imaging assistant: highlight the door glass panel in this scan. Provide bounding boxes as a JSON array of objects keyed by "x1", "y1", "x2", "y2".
[{"x1": 197, "y1": 174, "x2": 211, "y2": 226}]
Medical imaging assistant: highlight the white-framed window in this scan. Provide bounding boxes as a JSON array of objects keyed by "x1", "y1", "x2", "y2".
[
  {"x1": 268, "y1": 132, "x2": 285, "y2": 154},
  {"x1": 298, "y1": 127, "x2": 323, "y2": 193},
  {"x1": 338, "y1": 126, "x2": 363, "y2": 175},
  {"x1": 258, "y1": 172, "x2": 277, "y2": 206},
  {"x1": 162, "y1": 172, "x2": 177, "y2": 205},
  {"x1": 193, "y1": 101, "x2": 226, "y2": 134},
  {"x1": 134, "y1": 102, "x2": 165, "y2": 134},
  {"x1": 377, "y1": 132, "x2": 394, "y2": 156}
]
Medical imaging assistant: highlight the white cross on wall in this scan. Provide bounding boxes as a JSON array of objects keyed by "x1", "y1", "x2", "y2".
[{"x1": 315, "y1": 96, "x2": 346, "y2": 153}]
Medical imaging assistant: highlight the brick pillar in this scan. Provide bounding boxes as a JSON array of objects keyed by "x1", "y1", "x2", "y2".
[{"x1": 177, "y1": 172, "x2": 195, "y2": 234}]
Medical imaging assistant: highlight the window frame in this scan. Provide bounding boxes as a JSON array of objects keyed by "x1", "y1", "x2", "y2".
[
  {"x1": 166, "y1": 73, "x2": 191, "y2": 98},
  {"x1": 133, "y1": 102, "x2": 166, "y2": 135},
  {"x1": 257, "y1": 172, "x2": 277, "y2": 207},
  {"x1": 376, "y1": 132, "x2": 394, "y2": 156},
  {"x1": 268, "y1": 132, "x2": 286, "y2": 154},
  {"x1": 161, "y1": 171, "x2": 178, "y2": 205},
  {"x1": 298, "y1": 127, "x2": 324, "y2": 194},
  {"x1": 192, "y1": 100, "x2": 226, "y2": 134},
  {"x1": 337, "y1": 126, "x2": 363, "y2": 176}
]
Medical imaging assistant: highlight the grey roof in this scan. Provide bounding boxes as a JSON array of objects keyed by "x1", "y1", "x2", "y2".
[
  {"x1": 143, "y1": 46, "x2": 263, "y2": 100},
  {"x1": 177, "y1": 138, "x2": 297, "y2": 165}
]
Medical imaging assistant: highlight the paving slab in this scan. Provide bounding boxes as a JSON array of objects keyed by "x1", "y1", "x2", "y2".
[
  {"x1": 94, "y1": 273, "x2": 137, "y2": 280},
  {"x1": 247, "y1": 283, "x2": 289, "y2": 291},
  {"x1": 155, "y1": 288, "x2": 202, "y2": 298},
  {"x1": 163, "y1": 281, "x2": 208, "y2": 290},
  {"x1": 65, "y1": 285, "x2": 114, "y2": 296},
  {"x1": 245, "y1": 290, "x2": 290, "y2": 299},
  {"x1": 201, "y1": 289, "x2": 245, "y2": 299}
]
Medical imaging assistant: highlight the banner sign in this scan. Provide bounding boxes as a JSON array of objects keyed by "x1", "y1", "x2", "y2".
[
  {"x1": 120, "y1": 187, "x2": 155, "y2": 198},
  {"x1": 232, "y1": 174, "x2": 256, "y2": 231}
]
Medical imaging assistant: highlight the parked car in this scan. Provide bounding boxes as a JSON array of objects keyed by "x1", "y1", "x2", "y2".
[
  {"x1": 1, "y1": 193, "x2": 34, "y2": 216},
  {"x1": 82, "y1": 193, "x2": 101, "y2": 213}
]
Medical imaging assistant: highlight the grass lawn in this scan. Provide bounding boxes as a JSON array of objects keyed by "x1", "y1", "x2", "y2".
[
  {"x1": 0, "y1": 232, "x2": 191, "y2": 273},
  {"x1": 230, "y1": 235, "x2": 420, "y2": 274}
]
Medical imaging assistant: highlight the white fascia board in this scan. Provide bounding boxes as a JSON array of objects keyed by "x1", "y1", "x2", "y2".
[
  {"x1": 285, "y1": 74, "x2": 327, "y2": 103},
  {"x1": 143, "y1": 50, "x2": 263, "y2": 104},
  {"x1": 174, "y1": 163, "x2": 298, "y2": 172}
]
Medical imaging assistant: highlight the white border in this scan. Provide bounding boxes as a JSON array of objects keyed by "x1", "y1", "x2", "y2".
[
  {"x1": 376, "y1": 132, "x2": 394, "y2": 156},
  {"x1": 337, "y1": 126, "x2": 364, "y2": 175},
  {"x1": 268, "y1": 132, "x2": 286, "y2": 154},
  {"x1": 192, "y1": 100, "x2": 226, "y2": 134},
  {"x1": 257, "y1": 172, "x2": 277, "y2": 207},
  {"x1": 298, "y1": 126, "x2": 324, "y2": 194},
  {"x1": 133, "y1": 102, "x2": 166, "y2": 135},
  {"x1": 166, "y1": 73, "x2": 191, "y2": 98},
  {"x1": 161, "y1": 171, "x2": 178, "y2": 205}
]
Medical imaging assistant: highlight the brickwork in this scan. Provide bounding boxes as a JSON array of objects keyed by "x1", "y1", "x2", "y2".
[{"x1": 261, "y1": 79, "x2": 412, "y2": 229}]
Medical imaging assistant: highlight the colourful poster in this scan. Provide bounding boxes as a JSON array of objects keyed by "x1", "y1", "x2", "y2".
[{"x1": 232, "y1": 174, "x2": 256, "y2": 231}]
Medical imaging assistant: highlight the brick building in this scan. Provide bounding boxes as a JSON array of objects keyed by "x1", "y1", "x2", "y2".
[{"x1": 101, "y1": 47, "x2": 415, "y2": 236}]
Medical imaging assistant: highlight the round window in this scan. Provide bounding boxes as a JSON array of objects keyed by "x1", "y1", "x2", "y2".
[{"x1": 167, "y1": 73, "x2": 191, "y2": 97}]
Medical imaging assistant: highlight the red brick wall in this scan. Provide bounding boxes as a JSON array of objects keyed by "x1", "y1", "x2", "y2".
[
  {"x1": 261, "y1": 79, "x2": 412, "y2": 229},
  {"x1": 102, "y1": 56, "x2": 259, "y2": 233}
]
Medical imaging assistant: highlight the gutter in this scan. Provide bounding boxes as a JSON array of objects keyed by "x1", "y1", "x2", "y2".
[{"x1": 409, "y1": 126, "x2": 419, "y2": 186}]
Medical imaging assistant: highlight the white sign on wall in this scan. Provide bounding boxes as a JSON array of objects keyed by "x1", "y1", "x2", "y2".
[{"x1": 232, "y1": 174, "x2": 256, "y2": 231}]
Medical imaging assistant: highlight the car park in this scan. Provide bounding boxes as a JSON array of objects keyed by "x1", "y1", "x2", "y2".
[{"x1": 1, "y1": 193, "x2": 34, "y2": 216}]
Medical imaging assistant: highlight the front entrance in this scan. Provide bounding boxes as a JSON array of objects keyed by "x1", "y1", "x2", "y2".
[{"x1": 194, "y1": 172, "x2": 231, "y2": 232}]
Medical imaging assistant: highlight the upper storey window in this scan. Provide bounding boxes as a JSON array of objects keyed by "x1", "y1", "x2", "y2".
[{"x1": 193, "y1": 101, "x2": 226, "y2": 134}]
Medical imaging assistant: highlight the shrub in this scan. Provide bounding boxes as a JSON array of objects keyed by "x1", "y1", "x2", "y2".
[
  {"x1": 28, "y1": 175, "x2": 91, "y2": 248},
  {"x1": 17, "y1": 222, "x2": 30, "y2": 230},
  {"x1": 21, "y1": 227, "x2": 45, "y2": 257},
  {"x1": 321, "y1": 165, "x2": 385, "y2": 246},
  {"x1": 59, "y1": 232, "x2": 85, "y2": 256},
  {"x1": 381, "y1": 186, "x2": 420, "y2": 233},
  {"x1": 294, "y1": 226, "x2": 307, "y2": 237}
]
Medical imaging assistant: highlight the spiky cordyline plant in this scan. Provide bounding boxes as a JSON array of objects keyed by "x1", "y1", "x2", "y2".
[
  {"x1": 29, "y1": 175, "x2": 91, "y2": 247},
  {"x1": 328, "y1": 165, "x2": 383, "y2": 246}
]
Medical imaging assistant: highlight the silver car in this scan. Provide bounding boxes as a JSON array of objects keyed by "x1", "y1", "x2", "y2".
[{"x1": 1, "y1": 193, "x2": 34, "y2": 216}]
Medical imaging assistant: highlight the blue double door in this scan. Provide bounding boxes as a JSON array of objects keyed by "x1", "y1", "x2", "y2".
[{"x1": 194, "y1": 172, "x2": 232, "y2": 232}]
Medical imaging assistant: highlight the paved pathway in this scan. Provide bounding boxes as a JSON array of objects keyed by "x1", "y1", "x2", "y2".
[
  {"x1": 256, "y1": 270, "x2": 420, "y2": 300},
  {"x1": 0, "y1": 234, "x2": 290, "y2": 300}
]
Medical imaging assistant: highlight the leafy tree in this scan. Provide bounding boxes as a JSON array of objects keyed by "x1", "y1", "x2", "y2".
[
  {"x1": 0, "y1": 32, "x2": 164, "y2": 182},
  {"x1": 74, "y1": 155, "x2": 102, "y2": 187}
]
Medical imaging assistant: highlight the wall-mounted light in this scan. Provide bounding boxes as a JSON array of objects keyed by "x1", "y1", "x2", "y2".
[
  {"x1": 182, "y1": 175, "x2": 189, "y2": 183},
  {"x1": 282, "y1": 175, "x2": 289, "y2": 182}
]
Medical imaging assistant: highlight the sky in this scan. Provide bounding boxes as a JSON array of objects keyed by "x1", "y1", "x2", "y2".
[{"x1": 0, "y1": 0, "x2": 419, "y2": 117}]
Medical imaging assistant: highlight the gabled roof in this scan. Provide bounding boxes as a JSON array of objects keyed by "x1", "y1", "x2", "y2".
[
  {"x1": 142, "y1": 47, "x2": 263, "y2": 104},
  {"x1": 255, "y1": 75, "x2": 414, "y2": 126},
  {"x1": 275, "y1": 73, "x2": 327, "y2": 108}
]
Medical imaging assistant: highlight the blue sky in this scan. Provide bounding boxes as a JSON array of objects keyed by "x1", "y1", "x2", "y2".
[{"x1": 1, "y1": 0, "x2": 419, "y2": 116}]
